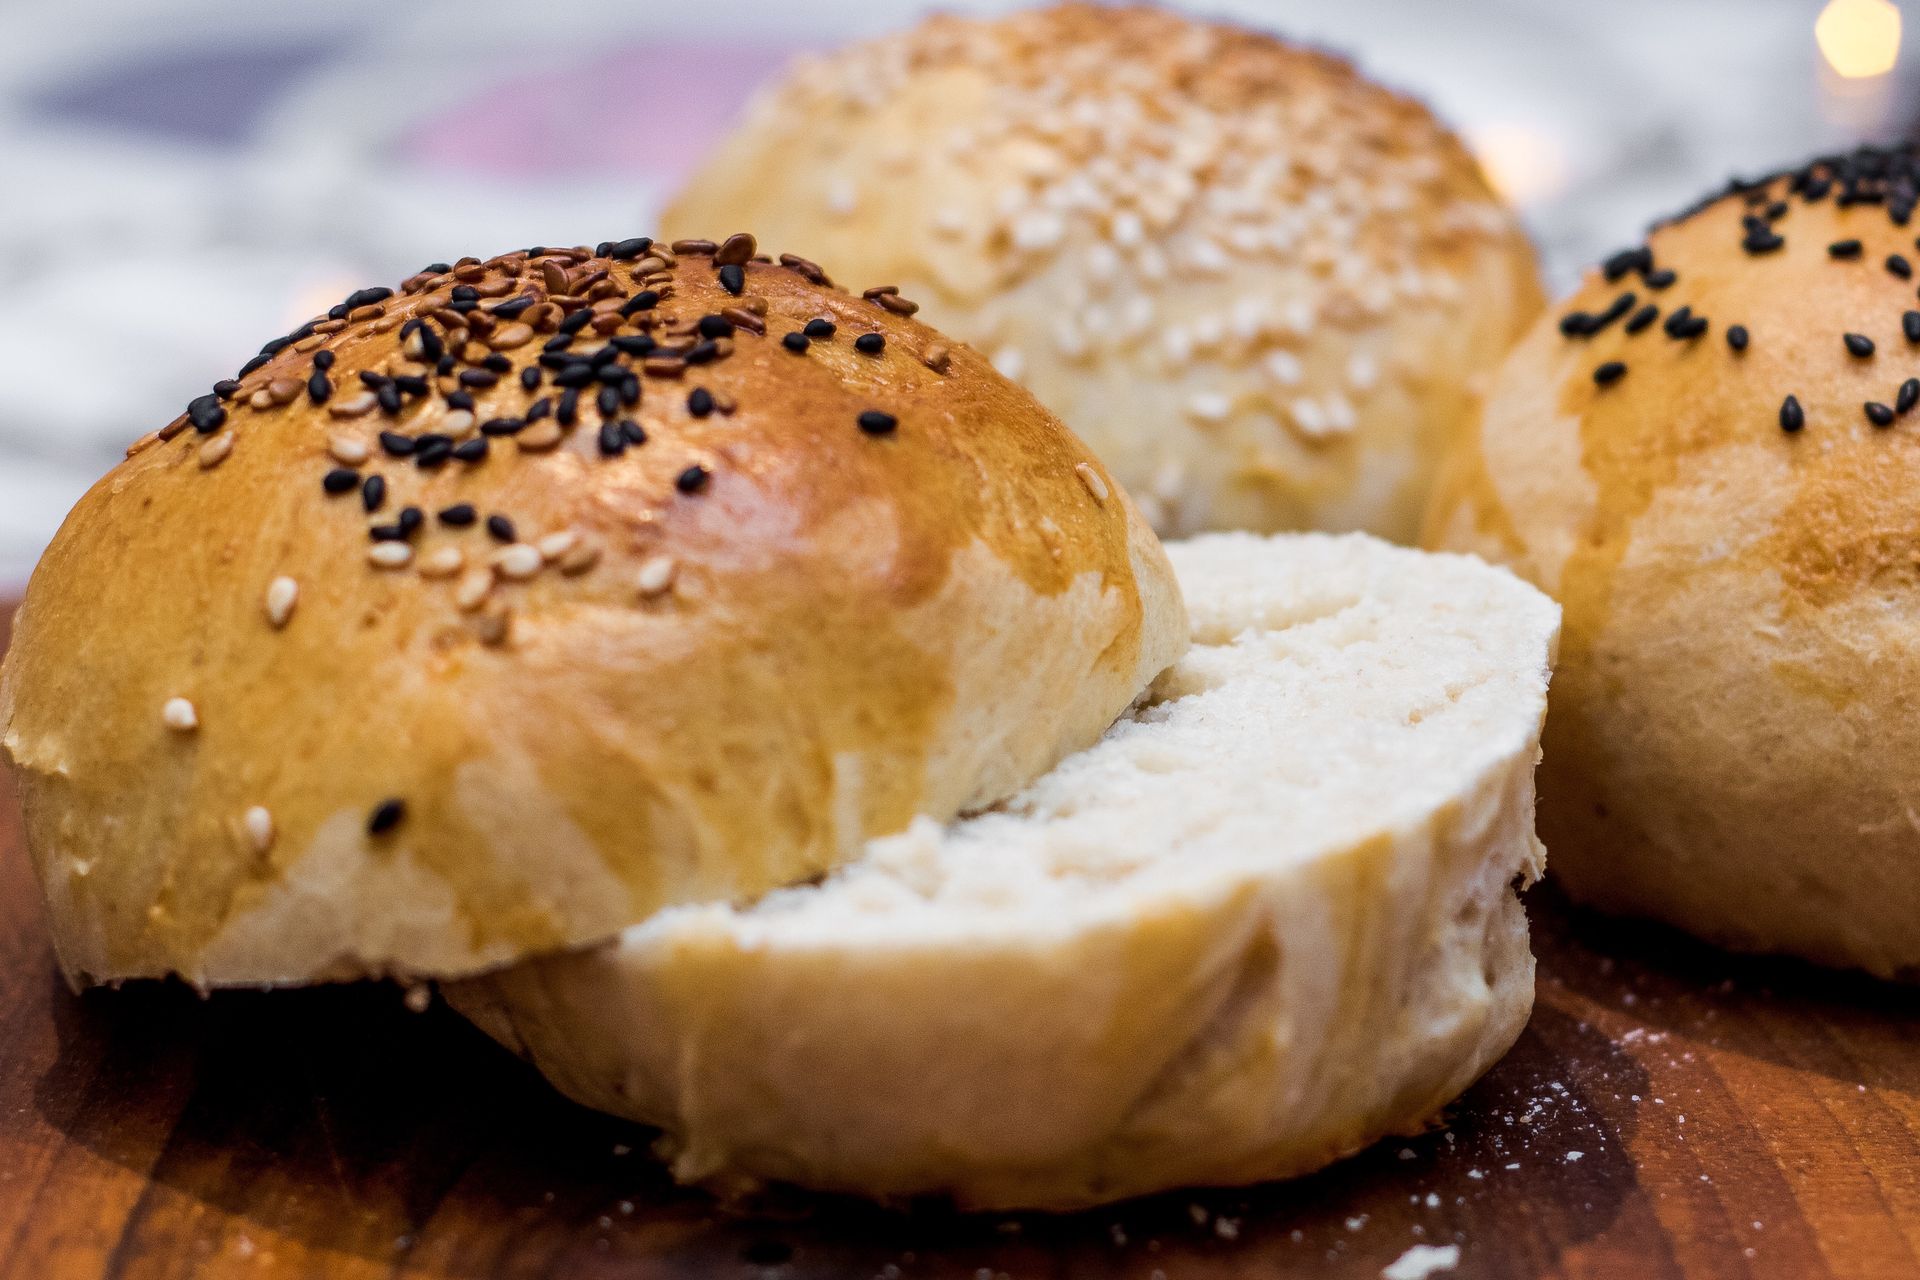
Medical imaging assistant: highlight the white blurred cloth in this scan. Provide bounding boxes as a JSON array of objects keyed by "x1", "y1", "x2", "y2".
[{"x1": 0, "y1": 0, "x2": 1894, "y2": 588}]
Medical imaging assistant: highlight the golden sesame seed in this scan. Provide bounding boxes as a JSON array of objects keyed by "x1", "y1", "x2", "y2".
[
  {"x1": 488, "y1": 322, "x2": 535, "y2": 351},
  {"x1": 516, "y1": 420, "x2": 564, "y2": 452},
  {"x1": 368, "y1": 542, "x2": 414, "y2": 570},
  {"x1": 162, "y1": 697, "x2": 199, "y2": 732},
  {"x1": 198, "y1": 434, "x2": 234, "y2": 469},
  {"x1": 1074, "y1": 462, "x2": 1110, "y2": 504},
  {"x1": 126, "y1": 431, "x2": 162, "y2": 459},
  {"x1": 557, "y1": 540, "x2": 602, "y2": 576},
  {"x1": 634, "y1": 555, "x2": 677, "y2": 598},
  {"x1": 328, "y1": 392, "x2": 378, "y2": 419},
  {"x1": 266, "y1": 378, "x2": 302, "y2": 405},
  {"x1": 265, "y1": 576, "x2": 299, "y2": 628}
]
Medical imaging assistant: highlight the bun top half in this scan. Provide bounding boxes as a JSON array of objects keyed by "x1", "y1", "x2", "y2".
[{"x1": 0, "y1": 235, "x2": 1185, "y2": 988}]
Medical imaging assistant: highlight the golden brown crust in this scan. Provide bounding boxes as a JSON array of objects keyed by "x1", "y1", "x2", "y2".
[
  {"x1": 665, "y1": 4, "x2": 1543, "y2": 539},
  {"x1": 0, "y1": 238, "x2": 1186, "y2": 987},
  {"x1": 1424, "y1": 152, "x2": 1920, "y2": 976}
]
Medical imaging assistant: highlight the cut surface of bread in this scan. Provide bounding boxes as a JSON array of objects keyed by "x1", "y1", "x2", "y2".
[{"x1": 448, "y1": 532, "x2": 1560, "y2": 1210}]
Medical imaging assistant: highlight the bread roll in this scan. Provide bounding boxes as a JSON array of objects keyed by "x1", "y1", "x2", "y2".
[
  {"x1": 448, "y1": 533, "x2": 1560, "y2": 1210},
  {"x1": 663, "y1": 4, "x2": 1543, "y2": 541},
  {"x1": 1424, "y1": 145, "x2": 1920, "y2": 978},
  {"x1": 0, "y1": 236, "x2": 1185, "y2": 988}
]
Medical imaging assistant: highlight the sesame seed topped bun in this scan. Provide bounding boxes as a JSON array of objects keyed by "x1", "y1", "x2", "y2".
[
  {"x1": 663, "y1": 4, "x2": 1543, "y2": 541},
  {"x1": 1424, "y1": 144, "x2": 1920, "y2": 979},
  {"x1": 0, "y1": 235, "x2": 1186, "y2": 988}
]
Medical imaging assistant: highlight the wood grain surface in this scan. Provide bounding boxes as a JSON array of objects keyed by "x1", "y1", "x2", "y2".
[{"x1": 0, "y1": 600, "x2": 1916, "y2": 1280}]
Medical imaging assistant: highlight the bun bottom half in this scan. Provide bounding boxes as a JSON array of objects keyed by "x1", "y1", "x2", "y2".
[{"x1": 448, "y1": 533, "x2": 1560, "y2": 1210}]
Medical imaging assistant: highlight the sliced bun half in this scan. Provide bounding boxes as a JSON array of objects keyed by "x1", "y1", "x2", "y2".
[{"x1": 448, "y1": 532, "x2": 1560, "y2": 1210}]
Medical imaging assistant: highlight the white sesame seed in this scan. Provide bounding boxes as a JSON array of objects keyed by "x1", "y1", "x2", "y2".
[
  {"x1": 264, "y1": 576, "x2": 298, "y2": 628},
  {"x1": 327, "y1": 433, "x2": 370, "y2": 465},
  {"x1": 537, "y1": 530, "x2": 580, "y2": 563},
  {"x1": 1186, "y1": 392, "x2": 1231, "y2": 423},
  {"x1": 198, "y1": 434, "x2": 233, "y2": 469},
  {"x1": 327, "y1": 393, "x2": 377, "y2": 420},
  {"x1": 1347, "y1": 351, "x2": 1379, "y2": 391},
  {"x1": 493, "y1": 544, "x2": 543, "y2": 580},
  {"x1": 1074, "y1": 461, "x2": 1109, "y2": 503},
  {"x1": 454, "y1": 567, "x2": 493, "y2": 611},
  {"x1": 368, "y1": 542, "x2": 414, "y2": 569},
  {"x1": 440, "y1": 410, "x2": 475, "y2": 439},
  {"x1": 243, "y1": 806, "x2": 275, "y2": 854},
  {"x1": 635, "y1": 555, "x2": 678, "y2": 598},
  {"x1": 162, "y1": 698, "x2": 198, "y2": 732},
  {"x1": 1263, "y1": 350, "x2": 1304, "y2": 386},
  {"x1": 1012, "y1": 210, "x2": 1066, "y2": 252},
  {"x1": 417, "y1": 546, "x2": 464, "y2": 579},
  {"x1": 1109, "y1": 210, "x2": 1144, "y2": 247},
  {"x1": 825, "y1": 178, "x2": 858, "y2": 216},
  {"x1": 1290, "y1": 397, "x2": 1332, "y2": 438}
]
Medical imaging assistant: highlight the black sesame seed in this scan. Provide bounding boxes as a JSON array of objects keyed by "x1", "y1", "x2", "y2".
[
  {"x1": 491, "y1": 294, "x2": 536, "y2": 320},
  {"x1": 1592, "y1": 361, "x2": 1627, "y2": 387},
  {"x1": 1780, "y1": 394, "x2": 1805, "y2": 433},
  {"x1": 453, "y1": 437, "x2": 488, "y2": 463},
  {"x1": 1866, "y1": 401, "x2": 1896, "y2": 427},
  {"x1": 1845, "y1": 332, "x2": 1877, "y2": 357},
  {"x1": 438, "y1": 503, "x2": 477, "y2": 527},
  {"x1": 521, "y1": 366, "x2": 542, "y2": 391},
  {"x1": 1643, "y1": 268, "x2": 1677, "y2": 290},
  {"x1": 619, "y1": 373, "x2": 641, "y2": 406},
  {"x1": 598, "y1": 422, "x2": 627, "y2": 456},
  {"x1": 398, "y1": 506, "x2": 423, "y2": 536},
  {"x1": 187, "y1": 393, "x2": 226, "y2": 433},
  {"x1": 414, "y1": 440, "x2": 453, "y2": 470},
  {"x1": 480, "y1": 417, "x2": 524, "y2": 437},
  {"x1": 622, "y1": 420, "x2": 648, "y2": 446},
  {"x1": 609, "y1": 237, "x2": 652, "y2": 261},
  {"x1": 1828, "y1": 239, "x2": 1864, "y2": 259},
  {"x1": 1602, "y1": 246, "x2": 1652, "y2": 282},
  {"x1": 697, "y1": 314, "x2": 734, "y2": 339},
  {"x1": 589, "y1": 345, "x2": 622, "y2": 369},
  {"x1": 1727, "y1": 324, "x2": 1749, "y2": 351},
  {"x1": 1558, "y1": 311, "x2": 1595, "y2": 338},
  {"x1": 418, "y1": 327, "x2": 444, "y2": 362},
  {"x1": 308, "y1": 373, "x2": 332, "y2": 404},
  {"x1": 369, "y1": 521, "x2": 404, "y2": 542},
  {"x1": 394, "y1": 375, "x2": 429, "y2": 397},
  {"x1": 362, "y1": 474, "x2": 387, "y2": 512},
  {"x1": 1905, "y1": 311, "x2": 1920, "y2": 343},
  {"x1": 684, "y1": 340, "x2": 720, "y2": 365},
  {"x1": 597, "y1": 385, "x2": 621, "y2": 417},
  {"x1": 688, "y1": 388, "x2": 715, "y2": 417},
  {"x1": 345, "y1": 286, "x2": 393, "y2": 311},
  {"x1": 313, "y1": 350, "x2": 336, "y2": 371},
  {"x1": 552, "y1": 364, "x2": 594, "y2": 389},
  {"x1": 718, "y1": 263, "x2": 745, "y2": 295},
  {"x1": 377, "y1": 384, "x2": 404, "y2": 415},
  {"x1": 1890, "y1": 254, "x2": 1914, "y2": 279},
  {"x1": 1625, "y1": 304, "x2": 1660, "y2": 334},
  {"x1": 557, "y1": 388, "x2": 580, "y2": 426},
  {"x1": 526, "y1": 397, "x2": 552, "y2": 422},
  {"x1": 367, "y1": 798, "x2": 406, "y2": 836},
  {"x1": 323, "y1": 467, "x2": 359, "y2": 495},
  {"x1": 259, "y1": 336, "x2": 291, "y2": 357},
  {"x1": 482, "y1": 354, "x2": 512, "y2": 374},
  {"x1": 486, "y1": 514, "x2": 516, "y2": 543},
  {"x1": 450, "y1": 285, "x2": 479, "y2": 303},
  {"x1": 854, "y1": 332, "x2": 885, "y2": 355},
  {"x1": 1743, "y1": 229, "x2": 1785, "y2": 254},
  {"x1": 446, "y1": 390, "x2": 475, "y2": 412},
  {"x1": 544, "y1": 334, "x2": 574, "y2": 354},
  {"x1": 782, "y1": 332, "x2": 810, "y2": 353},
  {"x1": 675, "y1": 463, "x2": 711, "y2": 493},
  {"x1": 559, "y1": 309, "x2": 594, "y2": 335},
  {"x1": 459, "y1": 369, "x2": 498, "y2": 388},
  {"x1": 621, "y1": 291, "x2": 660, "y2": 316},
  {"x1": 436, "y1": 354, "x2": 457, "y2": 376},
  {"x1": 360, "y1": 370, "x2": 392, "y2": 388},
  {"x1": 803, "y1": 318, "x2": 836, "y2": 339},
  {"x1": 379, "y1": 431, "x2": 416, "y2": 457},
  {"x1": 1901, "y1": 378, "x2": 1920, "y2": 415},
  {"x1": 239, "y1": 353, "x2": 271, "y2": 378}
]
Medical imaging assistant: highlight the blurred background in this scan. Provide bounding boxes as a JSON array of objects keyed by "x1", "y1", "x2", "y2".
[{"x1": 0, "y1": 0, "x2": 1909, "y2": 588}]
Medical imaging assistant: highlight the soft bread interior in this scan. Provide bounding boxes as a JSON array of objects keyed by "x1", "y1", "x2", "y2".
[{"x1": 448, "y1": 533, "x2": 1560, "y2": 1210}]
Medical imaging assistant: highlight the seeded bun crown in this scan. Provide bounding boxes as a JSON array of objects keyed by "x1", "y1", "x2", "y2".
[
  {"x1": 0, "y1": 235, "x2": 1186, "y2": 988},
  {"x1": 663, "y1": 3, "x2": 1543, "y2": 541},
  {"x1": 1424, "y1": 145, "x2": 1920, "y2": 978}
]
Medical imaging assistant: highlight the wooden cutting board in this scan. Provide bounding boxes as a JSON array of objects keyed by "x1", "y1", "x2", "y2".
[{"x1": 0, "y1": 600, "x2": 1915, "y2": 1280}]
